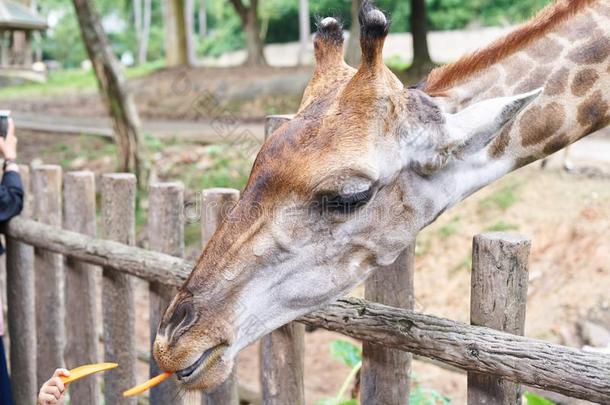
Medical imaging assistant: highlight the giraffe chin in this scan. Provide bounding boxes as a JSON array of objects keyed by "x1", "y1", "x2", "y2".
[{"x1": 176, "y1": 345, "x2": 233, "y2": 391}]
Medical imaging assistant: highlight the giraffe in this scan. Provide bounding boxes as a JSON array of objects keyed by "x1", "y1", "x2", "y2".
[{"x1": 153, "y1": 0, "x2": 610, "y2": 391}]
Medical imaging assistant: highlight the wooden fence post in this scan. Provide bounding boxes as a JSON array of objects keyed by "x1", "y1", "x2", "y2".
[
  {"x1": 361, "y1": 245, "x2": 415, "y2": 405},
  {"x1": 259, "y1": 115, "x2": 305, "y2": 405},
  {"x1": 101, "y1": 173, "x2": 137, "y2": 405},
  {"x1": 6, "y1": 165, "x2": 37, "y2": 404},
  {"x1": 32, "y1": 165, "x2": 64, "y2": 388},
  {"x1": 64, "y1": 171, "x2": 100, "y2": 405},
  {"x1": 202, "y1": 188, "x2": 240, "y2": 405},
  {"x1": 468, "y1": 232, "x2": 530, "y2": 405},
  {"x1": 149, "y1": 182, "x2": 184, "y2": 404}
]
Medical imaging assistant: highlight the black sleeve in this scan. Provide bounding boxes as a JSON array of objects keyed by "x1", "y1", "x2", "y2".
[{"x1": 0, "y1": 171, "x2": 24, "y2": 222}]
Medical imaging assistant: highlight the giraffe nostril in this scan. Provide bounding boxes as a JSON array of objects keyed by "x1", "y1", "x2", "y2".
[{"x1": 165, "y1": 301, "x2": 197, "y2": 343}]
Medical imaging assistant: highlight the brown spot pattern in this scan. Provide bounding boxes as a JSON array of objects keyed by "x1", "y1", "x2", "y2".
[
  {"x1": 543, "y1": 133, "x2": 570, "y2": 155},
  {"x1": 489, "y1": 120, "x2": 514, "y2": 158},
  {"x1": 560, "y1": 12, "x2": 595, "y2": 42},
  {"x1": 525, "y1": 37, "x2": 563, "y2": 62},
  {"x1": 514, "y1": 66, "x2": 552, "y2": 93},
  {"x1": 567, "y1": 35, "x2": 610, "y2": 64},
  {"x1": 544, "y1": 67, "x2": 569, "y2": 96},
  {"x1": 520, "y1": 103, "x2": 566, "y2": 147},
  {"x1": 577, "y1": 90, "x2": 610, "y2": 133},
  {"x1": 571, "y1": 68, "x2": 599, "y2": 96}
]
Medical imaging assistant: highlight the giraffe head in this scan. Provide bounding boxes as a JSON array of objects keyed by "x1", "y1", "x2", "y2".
[{"x1": 153, "y1": 1, "x2": 540, "y2": 390}]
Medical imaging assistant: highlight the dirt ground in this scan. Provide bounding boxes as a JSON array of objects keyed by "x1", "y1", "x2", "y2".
[{"x1": 13, "y1": 128, "x2": 610, "y2": 405}]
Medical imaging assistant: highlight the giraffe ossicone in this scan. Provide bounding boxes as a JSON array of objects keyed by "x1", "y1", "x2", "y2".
[{"x1": 154, "y1": 0, "x2": 609, "y2": 391}]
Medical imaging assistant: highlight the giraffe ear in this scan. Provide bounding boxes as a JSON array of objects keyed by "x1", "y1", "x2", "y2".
[
  {"x1": 443, "y1": 88, "x2": 542, "y2": 155},
  {"x1": 410, "y1": 88, "x2": 541, "y2": 176}
]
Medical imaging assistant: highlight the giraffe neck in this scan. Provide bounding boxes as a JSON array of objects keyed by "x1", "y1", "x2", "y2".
[
  {"x1": 447, "y1": 1, "x2": 610, "y2": 168},
  {"x1": 420, "y1": 1, "x2": 609, "y2": 218}
]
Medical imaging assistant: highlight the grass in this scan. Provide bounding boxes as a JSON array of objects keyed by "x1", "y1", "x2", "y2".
[
  {"x1": 479, "y1": 181, "x2": 521, "y2": 212},
  {"x1": 0, "y1": 60, "x2": 165, "y2": 100},
  {"x1": 437, "y1": 216, "x2": 461, "y2": 238},
  {"x1": 485, "y1": 220, "x2": 519, "y2": 232}
]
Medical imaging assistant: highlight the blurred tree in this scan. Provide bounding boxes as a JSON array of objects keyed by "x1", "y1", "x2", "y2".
[
  {"x1": 345, "y1": 0, "x2": 363, "y2": 67},
  {"x1": 228, "y1": 0, "x2": 267, "y2": 66},
  {"x1": 71, "y1": 0, "x2": 148, "y2": 186},
  {"x1": 298, "y1": 0, "x2": 309, "y2": 65},
  {"x1": 133, "y1": 0, "x2": 152, "y2": 64},
  {"x1": 407, "y1": 0, "x2": 434, "y2": 78},
  {"x1": 199, "y1": 0, "x2": 207, "y2": 38},
  {"x1": 163, "y1": 0, "x2": 190, "y2": 66}
]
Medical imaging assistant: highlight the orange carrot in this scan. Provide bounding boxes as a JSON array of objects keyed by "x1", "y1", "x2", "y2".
[
  {"x1": 60, "y1": 363, "x2": 118, "y2": 384},
  {"x1": 123, "y1": 372, "x2": 173, "y2": 397}
]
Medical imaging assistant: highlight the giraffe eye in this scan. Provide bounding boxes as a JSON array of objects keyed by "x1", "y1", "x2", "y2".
[{"x1": 319, "y1": 186, "x2": 375, "y2": 214}]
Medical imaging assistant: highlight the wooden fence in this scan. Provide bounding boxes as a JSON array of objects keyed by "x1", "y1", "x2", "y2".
[{"x1": 3, "y1": 117, "x2": 610, "y2": 405}]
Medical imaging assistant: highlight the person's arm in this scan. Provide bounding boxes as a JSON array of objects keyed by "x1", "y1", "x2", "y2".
[{"x1": 0, "y1": 118, "x2": 23, "y2": 221}]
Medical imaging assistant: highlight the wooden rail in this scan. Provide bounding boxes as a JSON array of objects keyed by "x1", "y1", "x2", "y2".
[{"x1": 5, "y1": 214, "x2": 610, "y2": 403}]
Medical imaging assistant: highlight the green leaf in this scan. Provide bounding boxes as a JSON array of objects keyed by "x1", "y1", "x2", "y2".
[
  {"x1": 524, "y1": 392, "x2": 556, "y2": 405},
  {"x1": 314, "y1": 399, "x2": 358, "y2": 405},
  {"x1": 410, "y1": 385, "x2": 451, "y2": 405},
  {"x1": 330, "y1": 340, "x2": 362, "y2": 368}
]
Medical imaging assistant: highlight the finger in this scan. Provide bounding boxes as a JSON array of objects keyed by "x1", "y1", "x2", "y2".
[
  {"x1": 40, "y1": 393, "x2": 54, "y2": 403},
  {"x1": 57, "y1": 368, "x2": 70, "y2": 378},
  {"x1": 52, "y1": 368, "x2": 66, "y2": 378},
  {"x1": 48, "y1": 385, "x2": 61, "y2": 399},
  {"x1": 7, "y1": 118, "x2": 14, "y2": 136},
  {"x1": 52, "y1": 377, "x2": 65, "y2": 392}
]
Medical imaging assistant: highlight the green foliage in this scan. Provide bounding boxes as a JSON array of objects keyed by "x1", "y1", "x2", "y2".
[
  {"x1": 426, "y1": 0, "x2": 552, "y2": 30},
  {"x1": 320, "y1": 340, "x2": 452, "y2": 405},
  {"x1": 410, "y1": 385, "x2": 451, "y2": 405},
  {"x1": 33, "y1": 0, "x2": 553, "y2": 67},
  {"x1": 0, "y1": 61, "x2": 163, "y2": 100},
  {"x1": 330, "y1": 340, "x2": 362, "y2": 368},
  {"x1": 479, "y1": 181, "x2": 521, "y2": 211},
  {"x1": 315, "y1": 399, "x2": 359, "y2": 405},
  {"x1": 485, "y1": 220, "x2": 519, "y2": 232},
  {"x1": 523, "y1": 392, "x2": 556, "y2": 405},
  {"x1": 438, "y1": 216, "x2": 461, "y2": 238}
]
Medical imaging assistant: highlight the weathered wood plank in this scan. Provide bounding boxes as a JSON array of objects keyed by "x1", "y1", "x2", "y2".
[
  {"x1": 101, "y1": 173, "x2": 137, "y2": 405},
  {"x1": 6, "y1": 165, "x2": 37, "y2": 404},
  {"x1": 64, "y1": 171, "x2": 100, "y2": 405},
  {"x1": 202, "y1": 188, "x2": 240, "y2": 405},
  {"x1": 468, "y1": 233, "x2": 530, "y2": 405},
  {"x1": 260, "y1": 115, "x2": 305, "y2": 405},
  {"x1": 32, "y1": 165, "x2": 64, "y2": 388},
  {"x1": 6, "y1": 217, "x2": 191, "y2": 286},
  {"x1": 149, "y1": 182, "x2": 184, "y2": 405},
  {"x1": 5, "y1": 218, "x2": 610, "y2": 403},
  {"x1": 260, "y1": 322, "x2": 305, "y2": 405},
  {"x1": 299, "y1": 298, "x2": 610, "y2": 404},
  {"x1": 361, "y1": 246, "x2": 414, "y2": 405}
]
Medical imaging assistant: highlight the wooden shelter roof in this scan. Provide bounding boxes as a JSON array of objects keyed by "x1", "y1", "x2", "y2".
[{"x1": 0, "y1": 1, "x2": 47, "y2": 31}]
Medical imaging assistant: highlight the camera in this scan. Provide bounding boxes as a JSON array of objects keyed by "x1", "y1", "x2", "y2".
[{"x1": 0, "y1": 111, "x2": 11, "y2": 139}]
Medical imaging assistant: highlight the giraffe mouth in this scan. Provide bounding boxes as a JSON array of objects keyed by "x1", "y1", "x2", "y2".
[{"x1": 175, "y1": 344, "x2": 228, "y2": 382}]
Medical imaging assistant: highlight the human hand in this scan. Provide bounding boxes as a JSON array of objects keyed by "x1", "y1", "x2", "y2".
[
  {"x1": 0, "y1": 118, "x2": 17, "y2": 160},
  {"x1": 37, "y1": 368, "x2": 69, "y2": 405}
]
